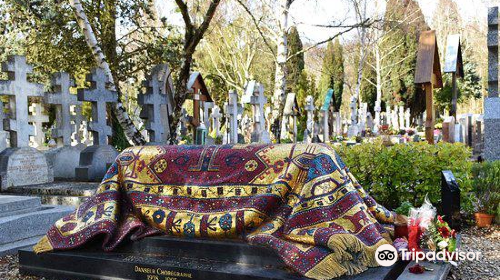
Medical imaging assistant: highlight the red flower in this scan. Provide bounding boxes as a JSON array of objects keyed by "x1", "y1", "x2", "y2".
[
  {"x1": 451, "y1": 229, "x2": 456, "y2": 238},
  {"x1": 437, "y1": 215, "x2": 444, "y2": 223},
  {"x1": 409, "y1": 264, "x2": 425, "y2": 274},
  {"x1": 438, "y1": 226, "x2": 450, "y2": 239}
]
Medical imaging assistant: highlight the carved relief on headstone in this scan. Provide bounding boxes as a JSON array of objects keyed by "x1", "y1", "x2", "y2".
[{"x1": 209, "y1": 105, "x2": 222, "y2": 138}]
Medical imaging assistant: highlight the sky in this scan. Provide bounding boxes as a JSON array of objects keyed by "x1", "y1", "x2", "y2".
[{"x1": 155, "y1": 0, "x2": 493, "y2": 44}]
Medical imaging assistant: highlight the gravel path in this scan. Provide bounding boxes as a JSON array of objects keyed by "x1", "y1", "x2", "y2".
[
  {"x1": 447, "y1": 225, "x2": 500, "y2": 280},
  {"x1": 1, "y1": 225, "x2": 498, "y2": 280}
]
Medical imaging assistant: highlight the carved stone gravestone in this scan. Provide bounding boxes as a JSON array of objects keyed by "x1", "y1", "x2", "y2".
[
  {"x1": 442, "y1": 116, "x2": 455, "y2": 143},
  {"x1": 75, "y1": 68, "x2": 119, "y2": 181},
  {"x1": 485, "y1": 7, "x2": 500, "y2": 160},
  {"x1": 224, "y1": 90, "x2": 242, "y2": 144},
  {"x1": 209, "y1": 105, "x2": 222, "y2": 139},
  {"x1": 303, "y1": 95, "x2": 315, "y2": 143},
  {"x1": 347, "y1": 96, "x2": 359, "y2": 137},
  {"x1": 320, "y1": 89, "x2": 334, "y2": 143},
  {"x1": 28, "y1": 103, "x2": 49, "y2": 149},
  {"x1": 139, "y1": 64, "x2": 173, "y2": 143},
  {"x1": 280, "y1": 93, "x2": 300, "y2": 142},
  {"x1": 243, "y1": 81, "x2": 270, "y2": 143},
  {"x1": 44, "y1": 72, "x2": 85, "y2": 179},
  {"x1": 0, "y1": 56, "x2": 53, "y2": 189}
]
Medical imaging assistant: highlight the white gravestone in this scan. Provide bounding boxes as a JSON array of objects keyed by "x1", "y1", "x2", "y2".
[
  {"x1": 347, "y1": 96, "x2": 359, "y2": 137},
  {"x1": 243, "y1": 81, "x2": 270, "y2": 143},
  {"x1": 224, "y1": 90, "x2": 242, "y2": 144},
  {"x1": 75, "y1": 68, "x2": 118, "y2": 181},
  {"x1": 209, "y1": 105, "x2": 222, "y2": 138}
]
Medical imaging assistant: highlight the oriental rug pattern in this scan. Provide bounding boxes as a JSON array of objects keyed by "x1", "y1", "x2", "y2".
[{"x1": 35, "y1": 143, "x2": 395, "y2": 280}]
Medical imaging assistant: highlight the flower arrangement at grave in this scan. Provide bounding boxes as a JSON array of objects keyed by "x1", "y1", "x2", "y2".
[{"x1": 407, "y1": 197, "x2": 458, "y2": 261}]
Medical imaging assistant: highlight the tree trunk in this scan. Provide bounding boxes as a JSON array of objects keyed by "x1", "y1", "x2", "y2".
[
  {"x1": 69, "y1": 0, "x2": 146, "y2": 146},
  {"x1": 167, "y1": 52, "x2": 193, "y2": 144},
  {"x1": 271, "y1": 0, "x2": 289, "y2": 141}
]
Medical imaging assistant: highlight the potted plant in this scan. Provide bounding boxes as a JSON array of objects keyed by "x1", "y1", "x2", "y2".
[{"x1": 471, "y1": 161, "x2": 500, "y2": 227}]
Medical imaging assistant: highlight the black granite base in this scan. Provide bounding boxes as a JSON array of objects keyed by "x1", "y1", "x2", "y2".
[{"x1": 19, "y1": 236, "x2": 406, "y2": 280}]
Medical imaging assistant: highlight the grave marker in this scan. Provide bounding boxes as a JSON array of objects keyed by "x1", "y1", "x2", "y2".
[
  {"x1": 0, "y1": 55, "x2": 44, "y2": 147},
  {"x1": 77, "y1": 67, "x2": 118, "y2": 145},
  {"x1": 485, "y1": 7, "x2": 500, "y2": 160},
  {"x1": 444, "y1": 35, "x2": 464, "y2": 119},
  {"x1": 280, "y1": 93, "x2": 300, "y2": 142},
  {"x1": 415, "y1": 30, "x2": 443, "y2": 144},
  {"x1": 187, "y1": 72, "x2": 213, "y2": 144},
  {"x1": 224, "y1": 90, "x2": 242, "y2": 144},
  {"x1": 304, "y1": 95, "x2": 315, "y2": 143},
  {"x1": 243, "y1": 81, "x2": 270, "y2": 143},
  {"x1": 139, "y1": 64, "x2": 173, "y2": 143},
  {"x1": 45, "y1": 72, "x2": 81, "y2": 146},
  {"x1": 75, "y1": 68, "x2": 118, "y2": 181},
  {"x1": 320, "y1": 89, "x2": 334, "y2": 142},
  {"x1": 28, "y1": 103, "x2": 49, "y2": 149}
]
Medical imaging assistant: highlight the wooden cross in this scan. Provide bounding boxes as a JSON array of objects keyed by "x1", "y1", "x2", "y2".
[
  {"x1": 77, "y1": 67, "x2": 118, "y2": 145},
  {"x1": 0, "y1": 55, "x2": 44, "y2": 147},
  {"x1": 415, "y1": 30, "x2": 443, "y2": 144}
]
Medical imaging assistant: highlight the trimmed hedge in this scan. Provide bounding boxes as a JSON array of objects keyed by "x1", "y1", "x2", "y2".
[{"x1": 333, "y1": 141, "x2": 472, "y2": 211}]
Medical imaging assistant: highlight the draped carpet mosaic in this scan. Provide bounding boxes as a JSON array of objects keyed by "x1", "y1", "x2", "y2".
[{"x1": 35, "y1": 143, "x2": 395, "y2": 279}]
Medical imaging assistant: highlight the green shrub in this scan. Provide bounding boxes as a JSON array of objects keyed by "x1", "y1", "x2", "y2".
[
  {"x1": 333, "y1": 140, "x2": 472, "y2": 211},
  {"x1": 469, "y1": 161, "x2": 500, "y2": 215}
]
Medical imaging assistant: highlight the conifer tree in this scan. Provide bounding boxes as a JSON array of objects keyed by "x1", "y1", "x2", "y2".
[{"x1": 319, "y1": 39, "x2": 344, "y2": 111}]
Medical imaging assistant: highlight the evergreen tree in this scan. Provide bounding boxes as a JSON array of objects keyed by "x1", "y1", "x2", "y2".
[
  {"x1": 286, "y1": 26, "x2": 304, "y2": 93},
  {"x1": 381, "y1": 0, "x2": 428, "y2": 116},
  {"x1": 318, "y1": 39, "x2": 344, "y2": 111}
]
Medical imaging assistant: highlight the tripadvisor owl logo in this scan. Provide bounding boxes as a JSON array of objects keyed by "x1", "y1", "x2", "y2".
[{"x1": 375, "y1": 244, "x2": 398, "y2": 267}]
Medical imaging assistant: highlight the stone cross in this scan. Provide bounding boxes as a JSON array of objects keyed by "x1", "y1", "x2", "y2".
[
  {"x1": 281, "y1": 92, "x2": 299, "y2": 142},
  {"x1": 224, "y1": 90, "x2": 242, "y2": 144},
  {"x1": 304, "y1": 95, "x2": 315, "y2": 143},
  {"x1": 347, "y1": 96, "x2": 359, "y2": 137},
  {"x1": 366, "y1": 112, "x2": 374, "y2": 132},
  {"x1": 45, "y1": 72, "x2": 81, "y2": 146},
  {"x1": 359, "y1": 102, "x2": 368, "y2": 134},
  {"x1": 139, "y1": 65, "x2": 171, "y2": 143},
  {"x1": 244, "y1": 81, "x2": 270, "y2": 143},
  {"x1": 210, "y1": 105, "x2": 222, "y2": 137},
  {"x1": 0, "y1": 56, "x2": 44, "y2": 147},
  {"x1": 392, "y1": 106, "x2": 400, "y2": 131},
  {"x1": 385, "y1": 107, "x2": 392, "y2": 127},
  {"x1": 70, "y1": 104, "x2": 85, "y2": 145},
  {"x1": 28, "y1": 103, "x2": 49, "y2": 149},
  {"x1": 203, "y1": 101, "x2": 214, "y2": 130},
  {"x1": 77, "y1": 67, "x2": 118, "y2": 145}
]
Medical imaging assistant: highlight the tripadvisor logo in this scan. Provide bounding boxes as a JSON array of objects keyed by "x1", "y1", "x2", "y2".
[{"x1": 375, "y1": 244, "x2": 398, "y2": 267}]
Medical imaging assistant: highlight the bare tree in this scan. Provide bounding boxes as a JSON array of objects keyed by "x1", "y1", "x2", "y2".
[
  {"x1": 168, "y1": 0, "x2": 222, "y2": 143},
  {"x1": 235, "y1": 0, "x2": 372, "y2": 141}
]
